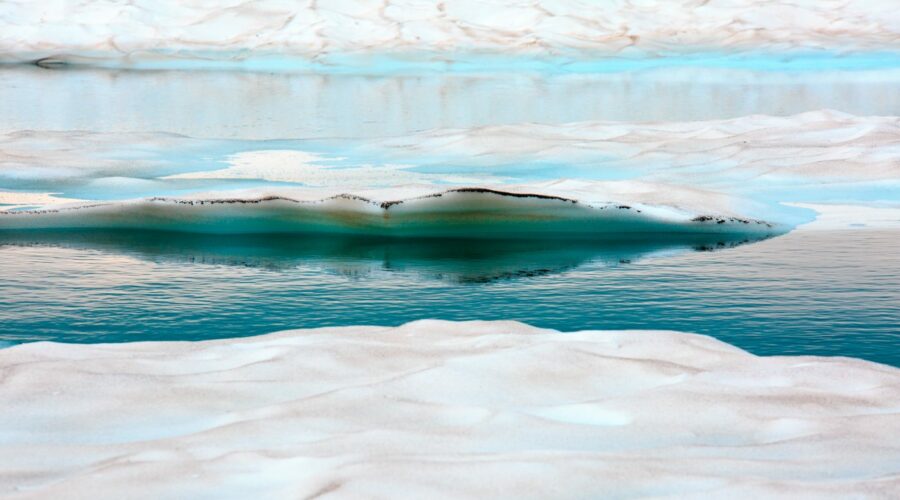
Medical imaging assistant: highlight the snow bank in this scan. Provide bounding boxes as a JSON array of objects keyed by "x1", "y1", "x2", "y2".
[
  {"x1": 1, "y1": 0, "x2": 898, "y2": 69},
  {"x1": 1, "y1": 320, "x2": 898, "y2": 498}
]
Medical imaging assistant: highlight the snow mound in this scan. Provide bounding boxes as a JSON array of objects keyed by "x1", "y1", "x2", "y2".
[{"x1": 0, "y1": 187, "x2": 778, "y2": 237}]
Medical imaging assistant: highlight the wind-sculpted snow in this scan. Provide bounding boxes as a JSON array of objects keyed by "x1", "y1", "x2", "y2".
[
  {"x1": 2, "y1": 320, "x2": 899, "y2": 498},
  {"x1": 0, "y1": 1, "x2": 898, "y2": 70}
]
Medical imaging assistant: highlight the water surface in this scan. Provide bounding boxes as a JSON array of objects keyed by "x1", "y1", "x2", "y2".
[
  {"x1": 3, "y1": 65, "x2": 898, "y2": 138},
  {"x1": 1, "y1": 61, "x2": 897, "y2": 366},
  {"x1": 1, "y1": 228, "x2": 897, "y2": 366}
]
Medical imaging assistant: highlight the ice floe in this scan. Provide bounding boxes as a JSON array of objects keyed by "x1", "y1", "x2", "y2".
[{"x1": 0, "y1": 186, "x2": 779, "y2": 237}]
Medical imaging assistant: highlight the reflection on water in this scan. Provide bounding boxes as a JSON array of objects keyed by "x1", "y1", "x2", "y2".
[
  {"x1": 2, "y1": 65, "x2": 898, "y2": 139},
  {"x1": 0, "y1": 229, "x2": 898, "y2": 367},
  {"x1": 0, "y1": 230, "x2": 765, "y2": 284}
]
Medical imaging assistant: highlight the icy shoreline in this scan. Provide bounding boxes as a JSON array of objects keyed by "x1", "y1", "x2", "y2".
[{"x1": 2, "y1": 320, "x2": 898, "y2": 498}]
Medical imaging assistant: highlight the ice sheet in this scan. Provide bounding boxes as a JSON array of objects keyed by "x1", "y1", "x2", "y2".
[{"x1": 2, "y1": 320, "x2": 898, "y2": 498}]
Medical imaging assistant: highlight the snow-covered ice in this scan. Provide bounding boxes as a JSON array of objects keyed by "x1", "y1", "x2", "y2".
[
  {"x1": 1, "y1": 0, "x2": 898, "y2": 69},
  {"x1": 2, "y1": 320, "x2": 899, "y2": 499},
  {"x1": 1, "y1": 2, "x2": 898, "y2": 497}
]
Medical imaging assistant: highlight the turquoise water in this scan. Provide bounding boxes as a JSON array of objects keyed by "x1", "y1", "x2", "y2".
[
  {"x1": 1, "y1": 59, "x2": 898, "y2": 366},
  {"x1": 1, "y1": 228, "x2": 898, "y2": 366}
]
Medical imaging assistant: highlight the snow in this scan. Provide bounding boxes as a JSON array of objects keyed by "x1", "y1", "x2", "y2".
[
  {"x1": 1, "y1": 0, "x2": 898, "y2": 69},
  {"x1": 2, "y1": 320, "x2": 898, "y2": 498},
  {"x1": 2, "y1": 111, "x2": 897, "y2": 232},
  {"x1": 788, "y1": 203, "x2": 900, "y2": 230},
  {"x1": 1, "y1": 1, "x2": 898, "y2": 498},
  {"x1": 0, "y1": 191, "x2": 82, "y2": 209},
  {"x1": 0, "y1": 187, "x2": 778, "y2": 237}
]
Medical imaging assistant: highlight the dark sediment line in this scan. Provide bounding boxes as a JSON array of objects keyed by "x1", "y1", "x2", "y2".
[
  {"x1": 691, "y1": 215, "x2": 772, "y2": 228},
  {"x1": 0, "y1": 188, "x2": 578, "y2": 215}
]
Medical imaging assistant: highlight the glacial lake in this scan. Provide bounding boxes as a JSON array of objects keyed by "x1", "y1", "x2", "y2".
[
  {"x1": 1, "y1": 60, "x2": 898, "y2": 366},
  {"x1": 1, "y1": 227, "x2": 898, "y2": 366}
]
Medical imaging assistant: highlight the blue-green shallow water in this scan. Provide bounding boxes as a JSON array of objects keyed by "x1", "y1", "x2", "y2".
[{"x1": 1, "y1": 228, "x2": 897, "y2": 366}]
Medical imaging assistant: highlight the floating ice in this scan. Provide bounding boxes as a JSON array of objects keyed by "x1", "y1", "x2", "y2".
[{"x1": 0, "y1": 187, "x2": 779, "y2": 238}]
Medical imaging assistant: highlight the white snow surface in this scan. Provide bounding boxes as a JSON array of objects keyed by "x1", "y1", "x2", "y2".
[
  {"x1": 1, "y1": 320, "x2": 899, "y2": 499},
  {"x1": 789, "y1": 203, "x2": 900, "y2": 230},
  {"x1": 1, "y1": 0, "x2": 898, "y2": 65}
]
